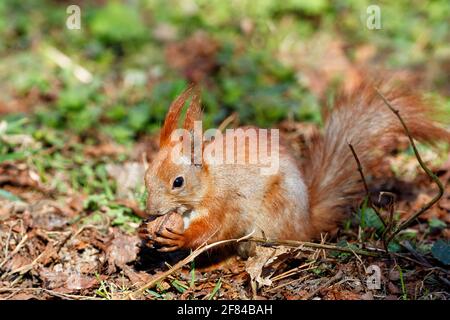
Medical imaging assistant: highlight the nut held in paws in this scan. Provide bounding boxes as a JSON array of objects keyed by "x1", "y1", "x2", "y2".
[{"x1": 139, "y1": 211, "x2": 184, "y2": 243}]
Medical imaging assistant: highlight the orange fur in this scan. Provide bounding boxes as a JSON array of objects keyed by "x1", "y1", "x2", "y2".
[
  {"x1": 305, "y1": 80, "x2": 450, "y2": 237},
  {"x1": 159, "y1": 84, "x2": 195, "y2": 147},
  {"x1": 183, "y1": 87, "x2": 202, "y2": 131},
  {"x1": 145, "y1": 80, "x2": 450, "y2": 254}
]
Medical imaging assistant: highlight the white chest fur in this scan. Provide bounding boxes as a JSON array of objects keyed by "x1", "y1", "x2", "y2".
[{"x1": 183, "y1": 209, "x2": 200, "y2": 229}]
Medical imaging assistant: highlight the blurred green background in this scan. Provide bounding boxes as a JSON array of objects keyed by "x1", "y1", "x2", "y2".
[
  {"x1": 0, "y1": 0, "x2": 449, "y2": 198},
  {"x1": 1, "y1": 0, "x2": 449, "y2": 139}
]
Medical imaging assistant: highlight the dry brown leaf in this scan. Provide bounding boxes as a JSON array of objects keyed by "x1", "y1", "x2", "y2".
[
  {"x1": 9, "y1": 292, "x2": 37, "y2": 300},
  {"x1": 324, "y1": 289, "x2": 361, "y2": 300},
  {"x1": 388, "y1": 282, "x2": 401, "y2": 294},
  {"x1": 6, "y1": 254, "x2": 32, "y2": 271},
  {"x1": 25, "y1": 200, "x2": 70, "y2": 231},
  {"x1": 106, "y1": 233, "x2": 140, "y2": 273},
  {"x1": 39, "y1": 267, "x2": 98, "y2": 293},
  {"x1": 122, "y1": 265, "x2": 152, "y2": 286},
  {"x1": 245, "y1": 246, "x2": 289, "y2": 288}
]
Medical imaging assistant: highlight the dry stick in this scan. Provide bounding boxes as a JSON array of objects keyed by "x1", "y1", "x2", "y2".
[
  {"x1": 0, "y1": 287, "x2": 97, "y2": 300},
  {"x1": 375, "y1": 89, "x2": 445, "y2": 247},
  {"x1": 247, "y1": 237, "x2": 379, "y2": 257},
  {"x1": 400, "y1": 241, "x2": 449, "y2": 276},
  {"x1": 0, "y1": 234, "x2": 28, "y2": 270},
  {"x1": 303, "y1": 270, "x2": 343, "y2": 300},
  {"x1": 2, "y1": 222, "x2": 15, "y2": 263},
  {"x1": 129, "y1": 231, "x2": 256, "y2": 299},
  {"x1": 1, "y1": 250, "x2": 45, "y2": 280},
  {"x1": 380, "y1": 191, "x2": 397, "y2": 251},
  {"x1": 348, "y1": 143, "x2": 387, "y2": 228},
  {"x1": 270, "y1": 261, "x2": 316, "y2": 282},
  {"x1": 266, "y1": 275, "x2": 311, "y2": 293}
]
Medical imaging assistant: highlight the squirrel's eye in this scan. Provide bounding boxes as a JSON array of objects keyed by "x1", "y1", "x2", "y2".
[{"x1": 172, "y1": 176, "x2": 184, "y2": 189}]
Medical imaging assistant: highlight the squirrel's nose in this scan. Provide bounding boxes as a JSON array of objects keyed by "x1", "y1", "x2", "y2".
[
  {"x1": 145, "y1": 205, "x2": 165, "y2": 216},
  {"x1": 146, "y1": 197, "x2": 164, "y2": 216}
]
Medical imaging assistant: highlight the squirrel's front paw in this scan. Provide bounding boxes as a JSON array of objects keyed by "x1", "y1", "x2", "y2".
[
  {"x1": 154, "y1": 228, "x2": 186, "y2": 252},
  {"x1": 138, "y1": 212, "x2": 185, "y2": 252}
]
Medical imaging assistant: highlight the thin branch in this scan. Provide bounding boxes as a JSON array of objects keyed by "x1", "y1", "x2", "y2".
[
  {"x1": 265, "y1": 275, "x2": 311, "y2": 293},
  {"x1": 247, "y1": 237, "x2": 380, "y2": 257},
  {"x1": 129, "y1": 231, "x2": 255, "y2": 299},
  {"x1": 270, "y1": 261, "x2": 316, "y2": 282},
  {"x1": 0, "y1": 287, "x2": 97, "y2": 300},
  {"x1": 303, "y1": 270, "x2": 343, "y2": 300},
  {"x1": 0, "y1": 234, "x2": 28, "y2": 270},
  {"x1": 380, "y1": 191, "x2": 396, "y2": 251},
  {"x1": 348, "y1": 143, "x2": 387, "y2": 228},
  {"x1": 375, "y1": 88, "x2": 445, "y2": 247}
]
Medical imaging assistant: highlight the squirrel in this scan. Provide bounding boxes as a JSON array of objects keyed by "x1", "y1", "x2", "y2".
[{"x1": 140, "y1": 80, "x2": 450, "y2": 255}]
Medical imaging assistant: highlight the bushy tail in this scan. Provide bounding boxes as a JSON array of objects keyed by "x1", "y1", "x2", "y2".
[{"x1": 304, "y1": 79, "x2": 450, "y2": 238}]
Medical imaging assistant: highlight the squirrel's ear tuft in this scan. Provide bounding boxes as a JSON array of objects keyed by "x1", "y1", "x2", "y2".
[
  {"x1": 160, "y1": 84, "x2": 195, "y2": 147},
  {"x1": 183, "y1": 86, "x2": 202, "y2": 132}
]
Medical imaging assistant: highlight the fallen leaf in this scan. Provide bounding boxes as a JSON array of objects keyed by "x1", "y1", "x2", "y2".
[
  {"x1": 39, "y1": 267, "x2": 98, "y2": 293},
  {"x1": 6, "y1": 254, "x2": 32, "y2": 271},
  {"x1": 431, "y1": 240, "x2": 450, "y2": 265},
  {"x1": 27, "y1": 200, "x2": 70, "y2": 231},
  {"x1": 361, "y1": 291, "x2": 374, "y2": 300},
  {"x1": 65, "y1": 273, "x2": 98, "y2": 291},
  {"x1": 388, "y1": 282, "x2": 401, "y2": 294},
  {"x1": 10, "y1": 292, "x2": 36, "y2": 300},
  {"x1": 106, "y1": 233, "x2": 140, "y2": 273},
  {"x1": 122, "y1": 265, "x2": 152, "y2": 287},
  {"x1": 245, "y1": 246, "x2": 289, "y2": 288},
  {"x1": 324, "y1": 288, "x2": 361, "y2": 300}
]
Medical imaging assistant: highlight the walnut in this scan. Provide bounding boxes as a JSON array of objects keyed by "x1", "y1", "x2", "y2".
[{"x1": 138, "y1": 212, "x2": 184, "y2": 246}]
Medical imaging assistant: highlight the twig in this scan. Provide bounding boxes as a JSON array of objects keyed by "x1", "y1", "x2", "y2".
[
  {"x1": 2, "y1": 222, "x2": 15, "y2": 263},
  {"x1": 42, "y1": 46, "x2": 93, "y2": 83},
  {"x1": 270, "y1": 261, "x2": 316, "y2": 282},
  {"x1": 348, "y1": 143, "x2": 387, "y2": 228},
  {"x1": 0, "y1": 234, "x2": 28, "y2": 270},
  {"x1": 398, "y1": 241, "x2": 449, "y2": 275},
  {"x1": 379, "y1": 191, "x2": 397, "y2": 251},
  {"x1": 303, "y1": 270, "x2": 343, "y2": 300},
  {"x1": 1, "y1": 250, "x2": 45, "y2": 280},
  {"x1": 266, "y1": 274, "x2": 311, "y2": 293},
  {"x1": 247, "y1": 237, "x2": 380, "y2": 257},
  {"x1": 0, "y1": 287, "x2": 97, "y2": 300},
  {"x1": 129, "y1": 231, "x2": 255, "y2": 299},
  {"x1": 375, "y1": 89, "x2": 445, "y2": 247}
]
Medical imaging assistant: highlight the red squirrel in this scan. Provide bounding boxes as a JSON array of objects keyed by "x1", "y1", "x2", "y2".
[{"x1": 140, "y1": 80, "x2": 450, "y2": 254}]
